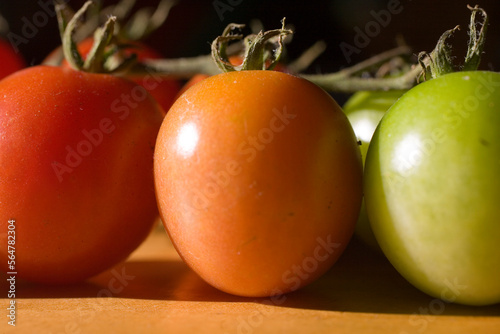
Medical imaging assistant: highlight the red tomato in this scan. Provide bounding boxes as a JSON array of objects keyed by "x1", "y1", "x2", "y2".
[
  {"x1": 154, "y1": 70, "x2": 363, "y2": 297},
  {"x1": 0, "y1": 66, "x2": 163, "y2": 283},
  {"x1": 0, "y1": 38, "x2": 25, "y2": 80},
  {"x1": 53, "y1": 38, "x2": 181, "y2": 114}
]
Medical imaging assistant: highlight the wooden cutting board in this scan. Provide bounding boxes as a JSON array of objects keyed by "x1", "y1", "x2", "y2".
[{"x1": 2, "y1": 222, "x2": 499, "y2": 334}]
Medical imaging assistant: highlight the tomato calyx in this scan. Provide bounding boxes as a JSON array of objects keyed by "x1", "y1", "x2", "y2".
[
  {"x1": 45, "y1": 0, "x2": 177, "y2": 67},
  {"x1": 54, "y1": 0, "x2": 178, "y2": 74},
  {"x1": 417, "y1": 26, "x2": 459, "y2": 80},
  {"x1": 211, "y1": 18, "x2": 293, "y2": 72},
  {"x1": 418, "y1": 5, "x2": 488, "y2": 80},
  {"x1": 128, "y1": 20, "x2": 294, "y2": 78},
  {"x1": 56, "y1": 1, "x2": 137, "y2": 74}
]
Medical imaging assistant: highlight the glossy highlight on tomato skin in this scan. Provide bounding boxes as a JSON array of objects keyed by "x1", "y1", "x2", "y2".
[
  {"x1": 0, "y1": 66, "x2": 164, "y2": 284},
  {"x1": 154, "y1": 70, "x2": 363, "y2": 297}
]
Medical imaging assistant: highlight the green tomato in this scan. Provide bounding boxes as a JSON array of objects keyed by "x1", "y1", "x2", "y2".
[
  {"x1": 364, "y1": 71, "x2": 500, "y2": 306},
  {"x1": 343, "y1": 90, "x2": 405, "y2": 250}
]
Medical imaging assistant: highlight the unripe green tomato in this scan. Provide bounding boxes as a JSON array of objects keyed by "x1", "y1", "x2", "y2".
[
  {"x1": 343, "y1": 90, "x2": 405, "y2": 249},
  {"x1": 364, "y1": 71, "x2": 500, "y2": 306}
]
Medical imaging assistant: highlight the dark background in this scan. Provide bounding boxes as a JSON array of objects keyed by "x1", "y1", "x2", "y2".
[{"x1": 1, "y1": 0, "x2": 499, "y2": 96}]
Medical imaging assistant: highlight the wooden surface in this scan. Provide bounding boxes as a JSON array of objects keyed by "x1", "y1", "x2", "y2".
[{"x1": 2, "y1": 223, "x2": 499, "y2": 334}]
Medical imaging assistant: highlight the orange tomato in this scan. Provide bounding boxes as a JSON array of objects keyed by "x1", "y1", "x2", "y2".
[{"x1": 154, "y1": 70, "x2": 363, "y2": 297}]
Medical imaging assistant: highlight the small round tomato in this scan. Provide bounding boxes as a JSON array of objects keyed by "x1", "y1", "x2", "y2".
[
  {"x1": 343, "y1": 90, "x2": 405, "y2": 249},
  {"x1": 154, "y1": 70, "x2": 363, "y2": 297},
  {"x1": 364, "y1": 71, "x2": 500, "y2": 306},
  {"x1": 0, "y1": 66, "x2": 163, "y2": 283},
  {"x1": 0, "y1": 38, "x2": 25, "y2": 80}
]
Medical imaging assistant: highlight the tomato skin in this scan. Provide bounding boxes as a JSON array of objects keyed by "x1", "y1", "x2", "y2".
[
  {"x1": 0, "y1": 38, "x2": 25, "y2": 80},
  {"x1": 155, "y1": 70, "x2": 363, "y2": 297},
  {"x1": 0, "y1": 66, "x2": 164, "y2": 283},
  {"x1": 364, "y1": 71, "x2": 500, "y2": 306},
  {"x1": 343, "y1": 90, "x2": 405, "y2": 250}
]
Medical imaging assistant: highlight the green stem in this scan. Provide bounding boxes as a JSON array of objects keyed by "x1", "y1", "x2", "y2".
[
  {"x1": 303, "y1": 63, "x2": 423, "y2": 92},
  {"x1": 301, "y1": 45, "x2": 416, "y2": 92},
  {"x1": 134, "y1": 44, "x2": 421, "y2": 92},
  {"x1": 340, "y1": 45, "x2": 411, "y2": 78},
  {"x1": 138, "y1": 55, "x2": 220, "y2": 78}
]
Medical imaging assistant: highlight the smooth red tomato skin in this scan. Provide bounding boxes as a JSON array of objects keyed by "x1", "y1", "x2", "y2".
[
  {"x1": 0, "y1": 66, "x2": 163, "y2": 283},
  {"x1": 155, "y1": 70, "x2": 363, "y2": 297},
  {"x1": 0, "y1": 39, "x2": 25, "y2": 80}
]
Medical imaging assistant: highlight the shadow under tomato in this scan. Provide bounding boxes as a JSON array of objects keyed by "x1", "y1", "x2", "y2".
[
  {"x1": 89, "y1": 259, "x2": 248, "y2": 303},
  {"x1": 0, "y1": 278, "x2": 104, "y2": 299},
  {"x1": 270, "y1": 239, "x2": 500, "y2": 317}
]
